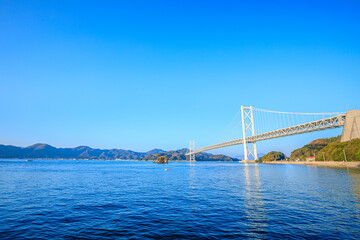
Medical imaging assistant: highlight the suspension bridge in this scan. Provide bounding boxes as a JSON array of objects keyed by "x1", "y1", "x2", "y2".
[{"x1": 186, "y1": 106, "x2": 360, "y2": 161}]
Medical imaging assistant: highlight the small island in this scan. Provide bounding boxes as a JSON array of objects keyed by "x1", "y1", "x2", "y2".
[{"x1": 155, "y1": 155, "x2": 168, "y2": 164}]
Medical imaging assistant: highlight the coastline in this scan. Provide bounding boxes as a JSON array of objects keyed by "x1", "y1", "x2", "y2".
[{"x1": 266, "y1": 161, "x2": 360, "y2": 168}]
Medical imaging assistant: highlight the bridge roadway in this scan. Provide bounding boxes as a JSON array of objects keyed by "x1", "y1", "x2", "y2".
[{"x1": 186, "y1": 114, "x2": 346, "y2": 155}]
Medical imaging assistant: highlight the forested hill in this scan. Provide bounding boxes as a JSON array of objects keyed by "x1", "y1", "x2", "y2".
[
  {"x1": 290, "y1": 136, "x2": 360, "y2": 161},
  {"x1": 0, "y1": 143, "x2": 150, "y2": 160},
  {"x1": 142, "y1": 148, "x2": 237, "y2": 161},
  {"x1": 290, "y1": 136, "x2": 340, "y2": 160},
  {"x1": 0, "y1": 143, "x2": 237, "y2": 161}
]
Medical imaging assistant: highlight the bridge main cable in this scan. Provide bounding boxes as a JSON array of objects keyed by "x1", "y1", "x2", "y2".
[{"x1": 186, "y1": 114, "x2": 346, "y2": 155}]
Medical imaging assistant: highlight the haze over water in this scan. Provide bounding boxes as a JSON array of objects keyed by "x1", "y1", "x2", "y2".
[{"x1": 1, "y1": 160, "x2": 359, "y2": 239}]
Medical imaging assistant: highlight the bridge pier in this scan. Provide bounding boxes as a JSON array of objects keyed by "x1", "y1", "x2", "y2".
[{"x1": 341, "y1": 110, "x2": 360, "y2": 142}]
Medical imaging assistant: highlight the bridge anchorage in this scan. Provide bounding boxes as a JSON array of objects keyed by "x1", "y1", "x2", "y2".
[{"x1": 187, "y1": 106, "x2": 360, "y2": 161}]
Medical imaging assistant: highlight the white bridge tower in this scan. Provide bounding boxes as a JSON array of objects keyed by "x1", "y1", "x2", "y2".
[
  {"x1": 241, "y1": 106, "x2": 258, "y2": 160},
  {"x1": 189, "y1": 140, "x2": 195, "y2": 162}
]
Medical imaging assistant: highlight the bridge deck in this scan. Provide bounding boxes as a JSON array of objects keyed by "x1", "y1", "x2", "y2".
[{"x1": 186, "y1": 114, "x2": 346, "y2": 155}]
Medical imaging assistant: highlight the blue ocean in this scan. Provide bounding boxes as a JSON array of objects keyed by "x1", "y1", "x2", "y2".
[{"x1": 0, "y1": 160, "x2": 359, "y2": 239}]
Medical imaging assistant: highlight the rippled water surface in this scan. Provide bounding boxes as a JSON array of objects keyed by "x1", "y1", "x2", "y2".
[{"x1": 1, "y1": 160, "x2": 360, "y2": 239}]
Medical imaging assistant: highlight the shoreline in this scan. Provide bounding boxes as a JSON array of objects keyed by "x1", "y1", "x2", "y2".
[
  {"x1": 0, "y1": 158, "x2": 227, "y2": 162},
  {"x1": 2, "y1": 158, "x2": 360, "y2": 168},
  {"x1": 265, "y1": 161, "x2": 360, "y2": 168}
]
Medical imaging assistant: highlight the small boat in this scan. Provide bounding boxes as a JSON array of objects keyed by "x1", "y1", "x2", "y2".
[{"x1": 26, "y1": 159, "x2": 33, "y2": 162}]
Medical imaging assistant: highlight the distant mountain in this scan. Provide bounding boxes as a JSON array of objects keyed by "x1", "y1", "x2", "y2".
[
  {"x1": 145, "y1": 149, "x2": 166, "y2": 155},
  {"x1": 0, "y1": 143, "x2": 147, "y2": 160},
  {"x1": 142, "y1": 148, "x2": 238, "y2": 162},
  {"x1": 0, "y1": 144, "x2": 237, "y2": 161}
]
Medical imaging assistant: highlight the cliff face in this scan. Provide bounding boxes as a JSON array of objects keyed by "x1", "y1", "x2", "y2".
[{"x1": 290, "y1": 136, "x2": 340, "y2": 160}]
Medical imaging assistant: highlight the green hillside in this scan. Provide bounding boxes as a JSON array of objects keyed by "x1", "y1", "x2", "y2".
[
  {"x1": 290, "y1": 136, "x2": 340, "y2": 160},
  {"x1": 259, "y1": 136, "x2": 360, "y2": 163},
  {"x1": 316, "y1": 138, "x2": 360, "y2": 161},
  {"x1": 289, "y1": 135, "x2": 360, "y2": 162}
]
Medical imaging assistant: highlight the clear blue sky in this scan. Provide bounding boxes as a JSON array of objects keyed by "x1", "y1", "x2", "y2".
[{"x1": 1, "y1": 0, "x2": 359, "y2": 156}]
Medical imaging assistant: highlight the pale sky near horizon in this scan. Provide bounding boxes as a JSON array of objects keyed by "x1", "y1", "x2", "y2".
[{"x1": 1, "y1": 0, "x2": 359, "y2": 157}]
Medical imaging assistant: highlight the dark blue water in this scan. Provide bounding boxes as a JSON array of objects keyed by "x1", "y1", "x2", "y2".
[{"x1": 0, "y1": 160, "x2": 360, "y2": 239}]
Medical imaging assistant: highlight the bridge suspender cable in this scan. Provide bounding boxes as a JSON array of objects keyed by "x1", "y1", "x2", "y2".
[
  {"x1": 211, "y1": 106, "x2": 242, "y2": 144},
  {"x1": 187, "y1": 106, "x2": 346, "y2": 160}
]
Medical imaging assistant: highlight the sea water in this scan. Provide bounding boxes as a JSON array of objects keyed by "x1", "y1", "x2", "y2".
[{"x1": 0, "y1": 160, "x2": 359, "y2": 239}]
